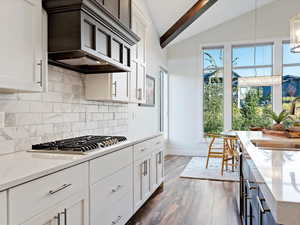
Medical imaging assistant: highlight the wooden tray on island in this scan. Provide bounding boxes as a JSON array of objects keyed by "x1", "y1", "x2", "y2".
[{"x1": 262, "y1": 129, "x2": 300, "y2": 138}]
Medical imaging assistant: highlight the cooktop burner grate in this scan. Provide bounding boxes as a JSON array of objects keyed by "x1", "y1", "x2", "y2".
[{"x1": 31, "y1": 135, "x2": 127, "y2": 154}]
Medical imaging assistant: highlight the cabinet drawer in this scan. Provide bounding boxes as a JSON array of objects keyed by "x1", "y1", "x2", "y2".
[
  {"x1": 90, "y1": 147, "x2": 133, "y2": 184},
  {"x1": 134, "y1": 140, "x2": 151, "y2": 160},
  {"x1": 90, "y1": 165, "x2": 133, "y2": 225},
  {"x1": 9, "y1": 163, "x2": 88, "y2": 225},
  {"x1": 92, "y1": 190, "x2": 132, "y2": 225},
  {"x1": 150, "y1": 136, "x2": 164, "y2": 150},
  {"x1": 0, "y1": 191, "x2": 7, "y2": 225},
  {"x1": 91, "y1": 165, "x2": 132, "y2": 206}
]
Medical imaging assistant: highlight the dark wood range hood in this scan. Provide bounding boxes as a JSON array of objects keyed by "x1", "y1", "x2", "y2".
[{"x1": 43, "y1": 0, "x2": 140, "y2": 74}]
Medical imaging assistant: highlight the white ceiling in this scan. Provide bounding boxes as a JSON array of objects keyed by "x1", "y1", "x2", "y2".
[{"x1": 145, "y1": 0, "x2": 277, "y2": 46}]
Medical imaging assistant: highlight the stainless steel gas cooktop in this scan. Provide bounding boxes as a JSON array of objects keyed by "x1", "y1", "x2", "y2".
[{"x1": 29, "y1": 135, "x2": 127, "y2": 155}]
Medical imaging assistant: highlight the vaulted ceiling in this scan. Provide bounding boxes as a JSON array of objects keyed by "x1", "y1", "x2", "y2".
[{"x1": 145, "y1": 0, "x2": 278, "y2": 46}]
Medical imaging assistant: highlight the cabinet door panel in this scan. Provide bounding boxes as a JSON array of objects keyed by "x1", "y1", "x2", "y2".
[
  {"x1": 156, "y1": 151, "x2": 164, "y2": 185},
  {"x1": 103, "y1": 0, "x2": 119, "y2": 18},
  {"x1": 133, "y1": 159, "x2": 144, "y2": 211},
  {"x1": 137, "y1": 64, "x2": 146, "y2": 102},
  {"x1": 112, "y1": 72, "x2": 129, "y2": 101},
  {"x1": 130, "y1": 61, "x2": 138, "y2": 101},
  {"x1": 0, "y1": 0, "x2": 43, "y2": 92},
  {"x1": 96, "y1": 29, "x2": 110, "y2": 56},
  {"x1": 142, "y1": 159, "x2": 151, "y2": 199},
  {"x1": 120, "y1": 0, "x2": 131, "y2": 28},
  {"x1": 111, "y1": 39, "x2": 122, "y2": 62},
  {"x1": 20, "y1": 207, "x2": 58, "y2": 225}
]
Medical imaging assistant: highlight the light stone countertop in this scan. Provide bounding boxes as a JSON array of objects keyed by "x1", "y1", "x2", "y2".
[
  {"x1": 237, "y1": 131, "x2": 300, "y2": 225},
  {"x1": 0, "y1": 133, "x2": 162, "y2": 192}
]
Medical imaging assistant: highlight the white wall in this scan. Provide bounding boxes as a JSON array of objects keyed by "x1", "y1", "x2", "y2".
[
  {"x1": 167, "y1": 0, "x2": 300, "y2": 156},
  {"x1": 128, "y1": 0, "x2": 168, "y2": 139}
]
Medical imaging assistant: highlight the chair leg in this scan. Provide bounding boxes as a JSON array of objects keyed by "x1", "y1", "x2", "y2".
[
  {"x1": 205, "y1": 156, "x2": 210, "y2": 169},
  {"x1": 206, "y1": 137, "x2": 215, "y2": 169},
  {"x1": 221, "y1": 156, "x2": 225, "y2": 176}
]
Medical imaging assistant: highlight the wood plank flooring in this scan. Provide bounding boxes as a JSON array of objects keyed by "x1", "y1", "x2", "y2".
[{"x1": 127, "y1": 155, "x2": 241, "y2": 225}]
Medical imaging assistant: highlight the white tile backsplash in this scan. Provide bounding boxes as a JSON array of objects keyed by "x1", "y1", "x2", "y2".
[{"x1": 0, "y1": 65, "x2": 128, "y2": 155}]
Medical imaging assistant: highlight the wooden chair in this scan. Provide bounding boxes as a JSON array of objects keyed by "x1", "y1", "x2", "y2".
[
  {"x1": 205, "y1": 134, "x2": 224, "y2": 169},
  {"x1": 221, "y1": 136, "x2": 239, "y2": 176}
]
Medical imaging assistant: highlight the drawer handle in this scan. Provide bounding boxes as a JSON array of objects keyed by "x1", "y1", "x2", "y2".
[
  {"x1": 140, "y1": 148, "x2": 146, "y2": 152},
  {"x1": 49, "y1": 184, "x2": 72, "y2": 195},
  {"x1": 156, "y1": 141, "x2": 161, "y2": 145},
  {"x1": 54, "y1": 213, "x2": 61, "y2": 225},
  {"x1": 257, "y1": 196, "x2": 270, "y2": 214},
  {"x1": 112, "y1": 215, "x2": 122, "y2": 225},
  {"x1": 112, "y1": 185, "x2": 123, "y2": 193},
  {"x1": 246, "y1": 180, "x2": 256, "y2": 190}
]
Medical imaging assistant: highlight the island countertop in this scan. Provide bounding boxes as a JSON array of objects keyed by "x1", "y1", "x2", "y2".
[{"x1": 237, "y1": 131, "x2": 300, "y2": 225}]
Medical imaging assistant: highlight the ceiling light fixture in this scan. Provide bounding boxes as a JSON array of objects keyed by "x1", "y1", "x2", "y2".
[{"x1": 290, "y1": 14, "x2": 300, "y2": 53}]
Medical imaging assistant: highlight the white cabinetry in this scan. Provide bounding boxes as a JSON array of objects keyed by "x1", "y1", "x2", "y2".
[
  {"x1": 133, "y1": 136, "x2": 165, "y2": 212},
  {"x1": 0, "y1": 0, "x2": 47, "y2": 93},
  {"x1": 20, "y1": 191, "x2": 88, "y2": 225},
  {"x1": 9, "y1": 163, "x2": 89, "y2": 225},
  {"x1": 85, "y1": 73, "x2": 129, "y2": 102},
  {"x1": 0, "y1": 191, "x2": 7, "y2": 225},
  {"x1": 131, "y1": 4, "x2": 147, "y2": 103},
  {"x1": 90, "y1": 146, "x2": 134, "y2": 225}
]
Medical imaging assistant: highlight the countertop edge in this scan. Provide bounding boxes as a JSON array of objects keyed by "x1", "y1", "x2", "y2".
[{"x1": 237, "y1": 131, "x2": 300, "y2": 225}]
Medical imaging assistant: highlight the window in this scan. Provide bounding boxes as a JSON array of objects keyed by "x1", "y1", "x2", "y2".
[
  {"x1": 232, "y1": 44, "x2": 273, "y2": 130},
  {"x1": 282, "y1": 42, "x2": 300, "y2": 117},
  {"x1": 203, "y1": 47, "x2": 224, "y2": 134}
]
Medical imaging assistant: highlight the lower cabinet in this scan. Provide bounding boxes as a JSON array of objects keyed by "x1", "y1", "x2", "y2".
[
  {"x1": 133, "y1": 157, "x2": 151, "y2": 211},
  {"x1": 0, "y1": 191, "x2": 7, "y2": 225},
  {"x1": 9, "y1": 163, "x2": 89, "y2": 225},
  {"x1": 240, "y1": 152, "x2": 279, "y2": 225},
  {"x1": 20, "y1": 191, "x2": 88, "y2": 225},
  {"x1": 90, "y1": 165, "x2": 133, "y2": 225},
  {"x1": 133, "y1": 138, "x2": 165, "y2": 213},
  {"x1": 5, "y1": 136, "x2": 164, "y2": 225}
]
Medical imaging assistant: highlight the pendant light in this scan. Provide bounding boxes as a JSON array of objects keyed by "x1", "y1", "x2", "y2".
[{"x1": 290, "y1": 14, "x2": 300, "y2": 53}]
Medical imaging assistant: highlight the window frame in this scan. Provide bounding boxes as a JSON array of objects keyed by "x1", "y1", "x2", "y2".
[
  {"x1": 202, "y1": 46, "x2": 225, "y2": 134},
  {"x1": 200, "y1": 38, "x2": 288, "y2": 136}
]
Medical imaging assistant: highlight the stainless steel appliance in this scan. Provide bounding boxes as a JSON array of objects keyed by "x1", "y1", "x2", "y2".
[{"x1": 29, "y1": 135, "x2": 127, "y2": 155}]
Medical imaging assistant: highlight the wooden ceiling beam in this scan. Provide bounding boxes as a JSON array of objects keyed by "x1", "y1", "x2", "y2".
[{"x1": 160, "y1": 0, "x2": 218, "y2": 48}]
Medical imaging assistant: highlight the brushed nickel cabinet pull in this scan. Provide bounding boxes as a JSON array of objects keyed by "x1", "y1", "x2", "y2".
[
  {"x1": 246, "y1": 180, "x2": 256, "y2": 190},
  {"x1": 54, "y1": 212, "x2": 61, "y2": 225},
  {"x1": 112, "y1": 215, "x2": 122, "y2": 225},
  {"x1": 112, "y1": 81, "x2": 117, "y2": 97},
  {"x1": 60, "y1": 208, "x2": 67, "y2": 225},
  {"x1": 112, "y1": 185, "x2": 122, "y2": 193},
  {"x1": 49, "y1": 184, "x2": 72, "y2": 195},
  {"x1": 37, "y1": 59, "x2": 43, "y2": 87},
  {"x1": 137, "y1": 88, "x2": 142, "y2": 100},
  {"x1": 257, "y1": 196, "x2": 270, "y2": 214}
]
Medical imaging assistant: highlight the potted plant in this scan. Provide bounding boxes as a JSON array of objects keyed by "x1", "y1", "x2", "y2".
[{"x1": 266, "y1": 110, "x2": 290, "y2": 131}]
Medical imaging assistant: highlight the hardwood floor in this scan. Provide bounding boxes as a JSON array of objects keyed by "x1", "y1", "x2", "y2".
[{"x1": 128, "y1": 155, "x2": 241, "y2": 225}]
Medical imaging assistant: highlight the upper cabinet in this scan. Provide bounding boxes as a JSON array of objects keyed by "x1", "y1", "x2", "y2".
[
  {"x1": 102, "y1": 0, "x2": 131, "y2": 29},
  {"x1": 130, "y1": 4, "x2": 147, "y2": 103},
  {"x1": 85, "y1": 73, "x2": 129, "y2": 102},
  {"x1": 43, "y1": 0, "x2": 139, "y2": 74},
  {"x1": 0, "y1": 0, "x2": 47, "y2": 93}
]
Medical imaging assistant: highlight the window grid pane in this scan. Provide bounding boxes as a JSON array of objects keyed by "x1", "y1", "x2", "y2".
[
  {"x1": 282, "y1": 42, "x2": 300, "y2": 118},
  {"x1": 203, "y1": 47, "x2": 224, "y2": 134},
  {"x1": 232, "y1": 44, "x2": 273, "y2": 131}
]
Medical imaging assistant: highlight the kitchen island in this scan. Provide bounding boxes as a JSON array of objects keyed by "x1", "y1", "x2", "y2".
[{"x1": 237, "y1": 131, "x2": 300, "y2": 225}]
